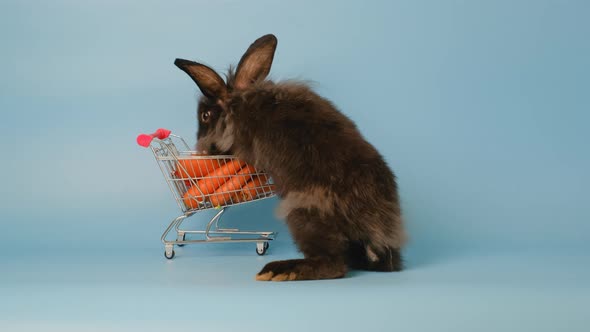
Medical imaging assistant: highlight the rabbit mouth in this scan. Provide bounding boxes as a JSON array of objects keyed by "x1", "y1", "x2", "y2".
[
  {"x1": 208, "y1": 143, "x2": 232, "y2": 155},
  {"x1": 196, "y1": 142, "x2": 230, "y2": 155}
]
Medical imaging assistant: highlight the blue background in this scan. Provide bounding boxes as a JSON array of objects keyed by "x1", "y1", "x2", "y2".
[{"x1": 1, "y1": 0, "x2": 589, "y2": 331}]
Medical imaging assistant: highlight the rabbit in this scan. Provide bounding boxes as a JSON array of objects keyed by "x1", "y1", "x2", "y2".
[{"x1": 174, "y1": 34, "x2": 406, "y2": 281}]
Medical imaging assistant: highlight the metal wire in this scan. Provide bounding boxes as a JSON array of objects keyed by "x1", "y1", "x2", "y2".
[
  {"x1": 150, "y1": 135, "x2": 276, "y2": 213},
  {"x1": 145, "y1": 133, "x2": 277, "y2": 258}
]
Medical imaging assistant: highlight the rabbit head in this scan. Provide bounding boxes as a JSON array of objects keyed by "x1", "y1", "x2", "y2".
[{"x1": 174, "y1": 34, "x2": 278, "y2": 154}]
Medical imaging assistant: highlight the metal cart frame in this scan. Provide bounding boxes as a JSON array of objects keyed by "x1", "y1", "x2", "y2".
[{"x1": 137, "y1": 128, "x2": 277, "y2": 259}]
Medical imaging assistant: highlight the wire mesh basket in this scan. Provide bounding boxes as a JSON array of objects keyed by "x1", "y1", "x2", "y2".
[{"x1": 137, "y1": 128, "x2": 277, "y2": 259}]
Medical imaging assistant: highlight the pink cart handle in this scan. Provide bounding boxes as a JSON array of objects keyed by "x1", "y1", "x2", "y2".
[{"x1": 136, "y1": 128, "x2": 172, "y2": 147}]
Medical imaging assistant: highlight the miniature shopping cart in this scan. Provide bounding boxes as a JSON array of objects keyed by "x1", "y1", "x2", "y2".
[{"x1": 137, "y1": 128, "x2": 277, "y2": 259}]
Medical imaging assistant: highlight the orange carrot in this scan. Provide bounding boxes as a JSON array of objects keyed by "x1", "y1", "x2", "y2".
[
  {"x1": 182, "y1": 185, "x2": 205, "y2": 209},
  {"x1": 174, "y1": 155, "x2": 225, "y2": 179},
  {"x1": 209, "y1": 165, "x2": 258, "y2": 207},
  {"x1": 236, "y1": 175, "x2": 274, "y2": 202},
  {"x1": 182, "y1": 159, "x2": 245, "y2": 209}
]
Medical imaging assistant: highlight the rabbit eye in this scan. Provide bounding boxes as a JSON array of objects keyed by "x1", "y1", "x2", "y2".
[{"x1": 201, "y1": 111, "x2": 211, "y2": 123}]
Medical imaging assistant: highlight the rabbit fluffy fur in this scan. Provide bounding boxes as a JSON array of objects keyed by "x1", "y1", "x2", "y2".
[{"x1": 174, "y1": 34, "x2": 406, "y2": 281}]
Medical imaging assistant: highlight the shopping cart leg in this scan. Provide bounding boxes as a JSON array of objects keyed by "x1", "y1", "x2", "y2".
[
  {"x1": 161, "y1": 214, "x2": 187, "y2": 259},
  {"x1": 174, "y1": 215, "x2": 190, "y2": 246},
  {"x1": 176, "y1": 232, "x2": 186, "y2": 247}
]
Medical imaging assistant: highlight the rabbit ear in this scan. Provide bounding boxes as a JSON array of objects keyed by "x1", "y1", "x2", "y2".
[
  {"x1": 234, "y1": 34, "x2": 278, "y2": 90},
  {"x1": 174, "y1": 59, "x2": 227, "y2": 99}
]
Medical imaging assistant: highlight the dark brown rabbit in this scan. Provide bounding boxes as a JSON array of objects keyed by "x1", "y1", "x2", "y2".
[{"x1": 174, "y1": 34, "x2": 406, "y2": 281}]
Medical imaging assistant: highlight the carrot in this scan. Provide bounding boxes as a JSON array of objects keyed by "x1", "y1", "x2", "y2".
[
  {"x1": 182, "y1": 185, "x2": 205, "y2": 209},
  {"x1": 209, "y1": 165, "x2": 259, "y2": 207},
  {"x1": 174, "y1": 154, "x2": 225, "y2": 179},
  {"x1": 182, "y1": 159, "x2": 246, "y2": 209},
  {"x1": 236, "y1": 175, "x2": 274, "y2": 203}
]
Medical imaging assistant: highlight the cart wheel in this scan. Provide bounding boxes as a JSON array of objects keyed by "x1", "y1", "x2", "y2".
[
  {"x1": 164, "y1": 249, "x2": 175, "y2": 260},
  {"x1": 256, "y1": 242, "x2": 269, "y2": 256},
  {"x1": 177, "y1": 233, "x2": 185, "y2": 247}
]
